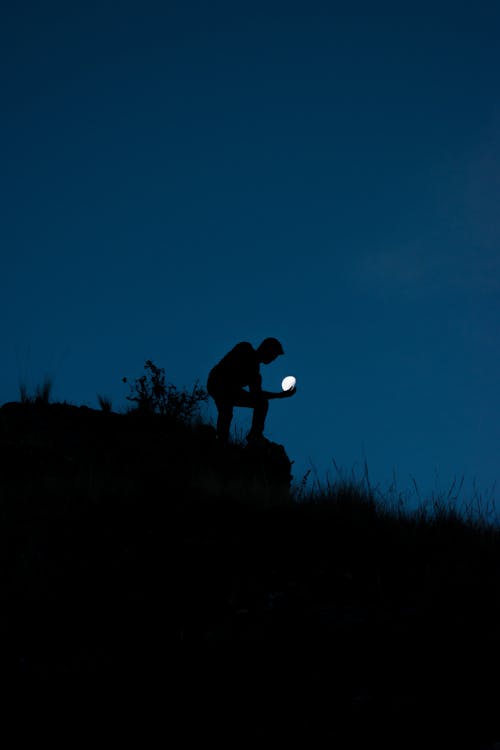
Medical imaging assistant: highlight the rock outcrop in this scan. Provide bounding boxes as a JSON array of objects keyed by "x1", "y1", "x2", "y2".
[{"x1": 0, "y1": 402, "x2": 294, "y2": 506}]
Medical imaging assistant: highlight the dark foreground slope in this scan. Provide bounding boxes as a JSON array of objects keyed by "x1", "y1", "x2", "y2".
[{"x1": 1, "y1": 402, "x2": 500, "y2": 743}]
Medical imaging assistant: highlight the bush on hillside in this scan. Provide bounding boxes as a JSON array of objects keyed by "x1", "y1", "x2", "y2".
[{"x1": 123, "y1": 359, "x2": 208, "y2": 423}]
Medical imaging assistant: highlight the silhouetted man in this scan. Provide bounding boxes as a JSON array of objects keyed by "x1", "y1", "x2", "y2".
[{"x1": 207, "y1": 337, "x2": 296, "y2": 445}]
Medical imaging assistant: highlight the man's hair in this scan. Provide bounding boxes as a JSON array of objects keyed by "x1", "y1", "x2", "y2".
[{"x1": 259, "y1": 337, "x2": 284, "y2": 356}]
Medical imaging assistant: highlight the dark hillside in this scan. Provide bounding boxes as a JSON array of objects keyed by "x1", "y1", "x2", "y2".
[{"x1": 1, "y1": 401, "x2": 499, "y2": 743}]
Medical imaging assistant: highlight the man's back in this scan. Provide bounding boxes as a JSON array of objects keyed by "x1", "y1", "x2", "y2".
[{"x1": 208, "y1": 342, "x2": 261, "y2": 391}]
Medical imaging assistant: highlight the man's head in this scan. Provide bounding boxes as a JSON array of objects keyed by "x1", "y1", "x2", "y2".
[{"x1": 257, "y1": 337, "x2": 284, "y2": 364}]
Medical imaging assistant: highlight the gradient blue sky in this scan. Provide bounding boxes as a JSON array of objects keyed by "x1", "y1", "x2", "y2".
[{"x1": 2, "y1": 1, "x2": 499, "y2": 508}]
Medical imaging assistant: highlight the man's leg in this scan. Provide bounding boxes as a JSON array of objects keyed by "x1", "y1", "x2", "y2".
[
  {"x1": 229, "y1": 390, "x2": 269, "y2": 441},
  {"x1": 211, "y1": 389, "x2": 269, "y2": 443},
  {"x1": 246, "y1": 396, "x2": 269, "y2": 440},
  {"x1": 214, "y1": 400, "x2": 233, "y2": 444}
]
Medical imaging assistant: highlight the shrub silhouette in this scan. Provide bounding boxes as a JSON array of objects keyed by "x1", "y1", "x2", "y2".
[
  {"x1": 18, "y1": 377, "x2": 53, "y2": 405},
  {"x1": 96, "y1": 393, "x2": 113, "y2": 413},
  {"x1": 123, "y1": 359, "x2": 208, "y2": 423}
]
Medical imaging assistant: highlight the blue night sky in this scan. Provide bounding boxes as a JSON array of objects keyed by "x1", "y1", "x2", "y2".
[{"x1": 2, "y1": 2, "x2": 499, "y2": 508}]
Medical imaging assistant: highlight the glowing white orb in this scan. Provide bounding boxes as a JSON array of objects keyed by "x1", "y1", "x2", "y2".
[{"x1": 281, "y1": 375, "x2": 296, "y2": 392}]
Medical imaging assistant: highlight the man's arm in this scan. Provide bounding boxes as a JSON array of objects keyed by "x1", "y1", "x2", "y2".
[
  {"x1": 248, "y1": 371, "x2": 297, "y2": 400},
  {"x1": 260, "y1": 387, "x2": 297, "y2": 400}
]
